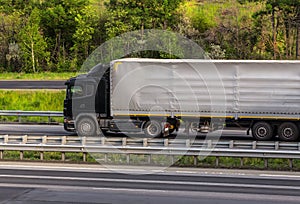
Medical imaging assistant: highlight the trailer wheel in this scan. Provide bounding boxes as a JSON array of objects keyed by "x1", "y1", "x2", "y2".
[
  {"x1": 143, "y1": 120, "x2": 162, "y2": 138},
  {"x1": 76, "y1": 117, "x2": 98, "y2": 137},
  {"x1": 278, "y1": 122, "x2": 299, "y2": 141},
  {"x1": 252, "y1": 122, "x2": 273, "y2": 141}
]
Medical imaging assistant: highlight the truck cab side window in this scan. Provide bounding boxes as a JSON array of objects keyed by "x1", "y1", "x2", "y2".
[{"x1": 86, "y1": 84, "x2": 94, "y2": 96}]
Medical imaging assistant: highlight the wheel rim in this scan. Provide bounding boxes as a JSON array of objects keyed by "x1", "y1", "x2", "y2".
[
  {"x1": 147, "y1": 123, "x2": 159, "y2": 136},
  {"x1": 78, "y1": 119, "x2": 96, "y2": 136},
  {"x1": 256, "y1": 127, "x2": 267, "y2": 137},
  {"x1": 81, "y1": 122, "x2": 92, "y2": 133},
  {"x1": 282, "y1": 127, "x2": 294, "y2": 139}
]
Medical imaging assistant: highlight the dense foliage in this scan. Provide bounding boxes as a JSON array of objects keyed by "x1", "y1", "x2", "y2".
[{"x1": 0, "y1": 0, "x2": 299, "y2": 73}]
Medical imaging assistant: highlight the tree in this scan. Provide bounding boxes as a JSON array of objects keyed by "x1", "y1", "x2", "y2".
[
  {"x1": 40, "y1": 0, "x2": 88, "y2": 71},
  {"x1": 245, "y1": 0, "x2": 300, "y2": 59},
  {"x1": 19, "y1": 8, "x2": 49, "y2": 72},
  {"x1": 0, "y1": 11, "x2": 23, "y2": 71},
  {"x1": 71, "y1": 3, "x2": 103, "y2": 70},
  {"x1": 104, "y1": 0, "x2": 184, "y2": 59},
  {"x1": 105, "y1": 0, "x2": 183, "y2": 38}
]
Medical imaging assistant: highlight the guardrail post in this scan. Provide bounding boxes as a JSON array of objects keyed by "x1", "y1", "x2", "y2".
[
  {"x1": 289, "y1": 159, "x2": 293, "y2": 169},
  {"x1": 40, "y1": 152, "x2": 44, "y2": 161},
  {"x1": 18, "y1": 115, "x2": 21, "y2": 123},
  {"x1": 186, "y1": 139, "x2": 191, "y2": 147},
  {"x1": 61, "y1": 136, "x2": 67, "y2": 145},
  {"x1": 22, "y1": 135, "x2": 28, "y2": 144},
  {"x1": 170, "y1": 155, "x2": 174, "y2": 165},
  {"x1": 4, "y1": 135, "x2": 8, "y2": 144},
  {"x1": 194, "y1": 156, "x2": 198, "y2": 166},
  {"x1": 126, "y1": 154, "x2": 130, "y2": 164},
  {"x1": 0, "y1": 151, "x2": 3, "y2": 159},
  {"x1": 240, "y1": 158, "x2": 244, "y2": 167},
  {"x1": 81, "y1": 137, "x2": 87, "y2": 146},
  {"x1": 122, "y1": 138, "x2": 127, "y2": 146},
  {"x1": 83, "y1": 153, "x2": 87, "y2": 162},
  {"x1": 275, "y1": 142, "x2": 279, "y2": 150},
  {"x1": 143, "y1": 138, "x2": 148, "y2": 147},
  {"x1": 20, "y1": 151, "x2": 23, "y2": 160},
  {"x1": 207, "y1": 140, "x2": 212, "y2": 149},
  {"x1": 216, "y1": 157, "x2": 219, "y2": 167},
  {"x1": 42, "y1": 136, "x2": 47, "y2": 144},
  {"x1": 264, "y1": 159, "x2": 268, "y2": 168},
  {"x1": 252, "y1": 141, "x2": 257, "y2": 149},
  {"x1": 148, "y1": 155, "x2": 152, "y2": 165},
  {"x1": 61, "y1": 152, "x2": 65, "y2": 161},
  {"x1": 101, "y1": 137, "x2": 106, "y2": 145},
  {"x1": 48, "y1": 116, "x2": 51, "y2": 124},
  {"x1": 229, "y1": 141, "x2": 234, "y2": 149},
  {"x1": 104, "y1": 154, "x2": 108, "y2": 163},
  {"x1": 164, "y1": 139, "x2": 169, "y2": 147}
]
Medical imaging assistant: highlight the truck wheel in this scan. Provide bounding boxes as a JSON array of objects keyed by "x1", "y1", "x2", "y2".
[
  {"x1": 143, "y1": 120, "x2": 162, "y2": 138},
  {"x1": 278, "y1": 122, "x2": 299, "y2": 141},
  {"x1": 252, "y1": 122, "x2": 273, "y2": 141},
  {"x1": 76, "y1": 117, "x2": 98, "y2": 137}
]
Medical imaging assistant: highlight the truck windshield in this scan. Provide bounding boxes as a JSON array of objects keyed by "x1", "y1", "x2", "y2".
[
  {"x1": 67, "y1": 84, "x2": 94, "y2": 99},
  {"x1": 67, "y1": 85, "x2": 84, "y2": 99}
]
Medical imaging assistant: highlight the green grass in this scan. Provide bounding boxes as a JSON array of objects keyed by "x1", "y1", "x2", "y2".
[
  {"x1": 0, "y1": 72, "x2": 80, "y2": 80},
  {"x1": 182, "y1": 0, "x2": 263, "y2": 32},
  {"x1": 0, "y1": 151, "x2": 299, "y2": 171},
  {"x1": 0, "y1": 90, "x2": 65, "y2": 111},
  {"x1": 0, "y1": 90, "x2": 65, "y2": 123}
]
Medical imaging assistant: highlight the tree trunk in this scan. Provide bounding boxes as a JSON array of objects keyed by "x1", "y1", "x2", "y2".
[
  {"x1": 297, "y1": 20, "x2": 300, "y2": 59},
  {"x1": 284, "y1": 18, "x2": 290, "y2": 58},
  {"x1": 31, "y1": 40, "x2": 36, "y2": 73},
  {"x1": 296, "y1": 5, "x2": 300, "y2": 59},
  {"x1": 272, "y1": 6, "x2": 277, "y2": 59}
]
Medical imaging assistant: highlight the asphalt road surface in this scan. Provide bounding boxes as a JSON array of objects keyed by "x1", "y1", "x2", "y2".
[
  {"x1": 0, "y1": 163, "x2": 299, "y2": 204},
  {"x1": 0, "y1": 124, "x2": 254, "y2": 140},
  {"x1": 0, "y1": 124, "x2": 74, "y2": 136},
  {"x1": 0, "y1": 80, "x2": 65, "y2": 89}
]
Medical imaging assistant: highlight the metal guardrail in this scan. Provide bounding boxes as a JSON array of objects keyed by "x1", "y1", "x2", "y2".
[
  {"x1": 0, "y1": 110, "x2": 63, "y2": 123},
  {"x1": 0, "y1": 135, "x2": 300, "y2": 169}
]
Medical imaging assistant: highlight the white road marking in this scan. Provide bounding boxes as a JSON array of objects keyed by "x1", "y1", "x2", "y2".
[
  {"x1": 260, "y1": 174, "x2": 300, "y2": 179},
  {"x1": 0, "y1": 174, "x2": 300, "y2": 190}
]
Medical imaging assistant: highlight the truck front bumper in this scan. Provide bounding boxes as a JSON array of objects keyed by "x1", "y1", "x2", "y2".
[{"x1": 64, "y1": 118, "x2": 75, "y2": 132}]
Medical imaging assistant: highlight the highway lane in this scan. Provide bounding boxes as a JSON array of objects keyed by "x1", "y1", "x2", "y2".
[
  {"x1": 0, "y1": 124, "x2": 253, "y2": 140},
  {"x1": 0, "y1": 80, "x2": 65, "y2": 89},
  {"x1": 0, "y1": 163, "x2": 299, "y2": 203},
  {"x1": 0, "y1": 124, "x2": 74, "y2": 136}
]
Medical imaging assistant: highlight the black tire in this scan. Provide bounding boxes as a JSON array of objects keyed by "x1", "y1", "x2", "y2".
[
  {"x1": 76, "y1": 117, "x2": 98, "y2": 137},
  {"x1": 252, "y1": 122, "x2": 273, "y2": 141},
  {"x1": 278, "y1": 122, "x2": 299, "y2": 142},
  {"x1": 143, "y1": 120, "x2": 162, "y2": 138}
]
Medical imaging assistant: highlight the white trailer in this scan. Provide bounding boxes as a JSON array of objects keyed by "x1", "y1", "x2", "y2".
[{"x1": 64, "y1": 59, "x2": 300, "y2": 141}]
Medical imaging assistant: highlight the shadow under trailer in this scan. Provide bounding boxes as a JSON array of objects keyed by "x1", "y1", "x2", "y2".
[{"x1": 63, "y1": 58, "x2": 300, "y2": 141}]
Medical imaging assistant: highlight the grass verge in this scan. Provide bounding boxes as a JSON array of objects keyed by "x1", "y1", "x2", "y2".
[
  {"x1": 0, "y1": 72, "x2": 79, "y2": 80},
  {"x1": 1, "y1": 151, "x2": 299, "y2": 171},
  {"x1": 0, "y1": 90, "x2": 65, "y2": 123}
]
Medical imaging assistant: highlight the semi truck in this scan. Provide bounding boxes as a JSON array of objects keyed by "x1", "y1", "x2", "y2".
[{"x1": 63, "y1": 58, "x2": 300, "y2": 141}]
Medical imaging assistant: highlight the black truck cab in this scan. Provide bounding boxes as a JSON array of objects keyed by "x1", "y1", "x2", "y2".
[{"x1": 63, "y1": 64, "x2": 110, "y2": 133}]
